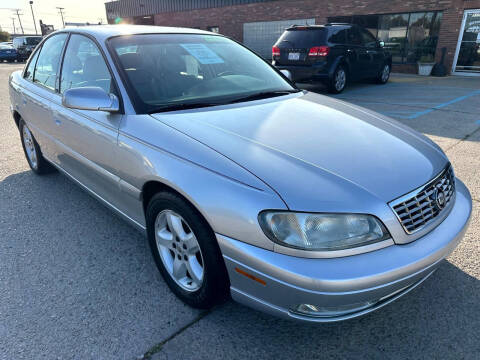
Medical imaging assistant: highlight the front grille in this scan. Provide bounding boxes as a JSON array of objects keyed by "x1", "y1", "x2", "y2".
[{"x1": 390, "y1": 165, "x2": 455, "y2": 234}]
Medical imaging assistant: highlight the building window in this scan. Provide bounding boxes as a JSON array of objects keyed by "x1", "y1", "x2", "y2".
[
  {"x1": 378, "y1": 13, "x2": 410, "y2": 63},
  {"x1": 207, "y1": 26, "x2": 219, "y2": 33},
  {"x1": 328, "y1": 11, "x2": 443, "y2": 64}
]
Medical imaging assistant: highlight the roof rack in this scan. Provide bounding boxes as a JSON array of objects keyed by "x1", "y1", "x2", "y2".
[
  {"x1": 324, "y1": 23, "x2": 352, "y2": 26},
  {"x1": 287, "y1": 24, "x2": 324, "y2": 29}
]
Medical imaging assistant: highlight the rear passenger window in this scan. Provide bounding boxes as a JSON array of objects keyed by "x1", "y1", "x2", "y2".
[
  {"x1": 60, "y1": 34, "x2": 113, "y2": 94},
  {"x1": 33, "y1": 34, "x2": 68, "y2": 90},
  {"x1": 25, "y1": 50, "x2": 40, "y2": 81},
  {"x1": 328, "y1": 29, "x2": 347, "y2": 44}
]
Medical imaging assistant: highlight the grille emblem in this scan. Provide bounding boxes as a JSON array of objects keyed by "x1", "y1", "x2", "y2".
[
  {"x1": 389, "y1": 165, "x2": 455, "y2": 234},
  {"x1": 434, "y1": 188, "x2": 446, "y2": 210}
]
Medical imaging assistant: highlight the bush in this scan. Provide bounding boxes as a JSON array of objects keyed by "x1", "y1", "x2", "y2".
[{"x1": 0, "y1": 31, "x2": 10, "y2": 42}]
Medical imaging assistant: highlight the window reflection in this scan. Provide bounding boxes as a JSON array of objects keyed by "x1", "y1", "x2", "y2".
[{"x1": 328, "y1": 11, "x2": 443, "y2": 64}]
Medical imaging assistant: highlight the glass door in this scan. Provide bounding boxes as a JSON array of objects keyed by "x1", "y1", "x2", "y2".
[{"x1": 453, "y1": 10, "x2": 480, "y2": 74}]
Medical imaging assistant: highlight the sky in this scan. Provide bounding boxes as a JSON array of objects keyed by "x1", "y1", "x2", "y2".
[{"x1": 0, "y1": 0, "x2": 111, "y2": 34}]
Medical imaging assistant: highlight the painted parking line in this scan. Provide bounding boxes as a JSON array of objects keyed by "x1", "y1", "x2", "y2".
[{"x1": 400, "y1": 90, "x2": 480, "y2": 119}]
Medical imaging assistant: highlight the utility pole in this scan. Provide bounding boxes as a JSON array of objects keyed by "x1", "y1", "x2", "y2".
[
  {"x1": 11, "y1": 17, "x2": 16, "y2": 34},
  {"x1": 14, "y1": 9, "x2": 24, "y2": 34},
  {"x1": 56, "y1": 7, "x2": 65, "y2": 28},
  {"x1": 29, "y1": 1, "x2": 38, "y2": 35}
]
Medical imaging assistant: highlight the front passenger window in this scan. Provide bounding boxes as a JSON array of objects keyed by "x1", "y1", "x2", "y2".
[
  {"x1": 360, "y1": 29, "x2": 377, "y2": 48},
  {"x1": 33, "y1": 34, "x2": 68, "y2": 90},
  {"x1": 60, "y1": 34, "x2": 113, "y2": 94}
]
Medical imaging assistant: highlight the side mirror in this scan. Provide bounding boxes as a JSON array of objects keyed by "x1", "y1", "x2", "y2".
[
  {"x1": 280, "y1": 69, "x2": 292, "y2": 81},
  {"x1": 378, "y1": 41, "x2": 385, "y2": 48},
  {"x1": 62, "y1": 87, "x2": 119, "y2": 112}
]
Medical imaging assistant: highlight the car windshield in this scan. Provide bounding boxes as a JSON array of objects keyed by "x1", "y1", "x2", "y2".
[
  {"x1": 25, "y1": 37, "x2": 41, "y2": 45},
  {"x1": 109, "y1": 34, "x2": 296, "y2": 113},
  {"x1": 0, "y1": 45, "x2": 13, "y2": 49}
]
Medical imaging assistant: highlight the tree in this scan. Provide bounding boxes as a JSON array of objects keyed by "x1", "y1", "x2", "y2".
[{"x1": 0, "y1": 31, "x2": 10, "y2": 42}]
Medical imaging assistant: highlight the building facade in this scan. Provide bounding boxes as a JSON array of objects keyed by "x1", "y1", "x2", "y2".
[{"x1": 105, "y1": 0, "x2": 480, "y2": 75}]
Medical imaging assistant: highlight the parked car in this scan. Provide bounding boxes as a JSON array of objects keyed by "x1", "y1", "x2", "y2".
[
  {"x1": 272, "y1": 23, "x2": 392, "y2": 93},
  {"x1": 9, "y1": 26, "x2": 471, "y2": 322},
  {"x1": 12, "y1": 35, "x2": 42, "y2": 61},
  {"x1": 0, "y1": 44, "x2": 17, "y2": 62}
]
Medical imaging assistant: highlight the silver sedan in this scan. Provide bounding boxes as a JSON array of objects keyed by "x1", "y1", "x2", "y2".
[{"x1": 9, "y1": 25, "x2": 472, "y2": 322}]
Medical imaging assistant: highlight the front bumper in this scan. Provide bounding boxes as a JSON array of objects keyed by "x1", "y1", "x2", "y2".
[{"x1": 217, "y1": 179, "x2": 472, "y2": 322}]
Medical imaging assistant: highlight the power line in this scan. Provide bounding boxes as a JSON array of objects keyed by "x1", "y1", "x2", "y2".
[
  {"x1": 56, "y1": 7, "x2": 65, "y2": 28},
  {"x1": 14, "y1": 9, "x2": 24, "y2": 34}
]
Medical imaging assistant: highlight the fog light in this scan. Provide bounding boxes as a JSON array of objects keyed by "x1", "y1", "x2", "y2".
[{"x1": 292, "y1": 301, "x2": 377, "y2": 318}]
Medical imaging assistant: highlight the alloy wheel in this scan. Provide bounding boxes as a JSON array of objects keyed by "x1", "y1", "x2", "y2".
[
  {"x1": 335, "y1": 69, "x2": 346, "y2": 92},
  {"x1": 22, "y1": 125, "x2": 38, "y2": 169},
  {"x1": 381, "y1": 65, "x2": 390, "y2": 83},
  {"x1": 154, "y1": 210, "x2": 204, "y2": 292}
]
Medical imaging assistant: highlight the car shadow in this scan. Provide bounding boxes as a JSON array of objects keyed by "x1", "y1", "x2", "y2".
[{"x1": 161, "y1": 260, "x2": 479, "y2": 358}]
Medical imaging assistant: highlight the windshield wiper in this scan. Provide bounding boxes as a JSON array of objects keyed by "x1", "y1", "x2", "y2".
[
  {"x1": 227, "y1": 90, "x2": 301, "y2": 104},
  {"x1": 148, "y1": 102, "x2": 222, "y2": 114}
]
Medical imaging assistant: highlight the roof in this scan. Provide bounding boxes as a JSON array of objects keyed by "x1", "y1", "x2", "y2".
[{"x1": 54, "y1": 25, "x2": 215, "y2": 41}]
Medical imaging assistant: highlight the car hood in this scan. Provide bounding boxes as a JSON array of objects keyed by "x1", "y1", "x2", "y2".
[{"x1": 151, "y1": 92, "x2": 448, "y2": 212}]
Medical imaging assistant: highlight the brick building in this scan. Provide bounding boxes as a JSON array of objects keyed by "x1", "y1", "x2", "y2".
[{"x1": 105, "y1": 0, "x2": 480, "y2": 75}]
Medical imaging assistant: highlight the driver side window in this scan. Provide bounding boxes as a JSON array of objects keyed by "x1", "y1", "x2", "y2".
[
  {"x1": 60, "y1": 34, "x2": 113, "y2": 94},
  {"x1": 360, "y1": 29, "x2": 377, "y2": 48}
]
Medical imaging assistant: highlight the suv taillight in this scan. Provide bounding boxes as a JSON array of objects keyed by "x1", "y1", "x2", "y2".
[
  {"x1": 308, "y1": 46, "x2": 330, "y2": 57},
  {"x1": 272, "y1": 46, "x2": 280, "y2": 58}
]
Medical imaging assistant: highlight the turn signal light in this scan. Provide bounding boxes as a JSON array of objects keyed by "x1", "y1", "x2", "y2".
[{"x1": 309, "y1": 46, "x2": 330, "y2": 57}]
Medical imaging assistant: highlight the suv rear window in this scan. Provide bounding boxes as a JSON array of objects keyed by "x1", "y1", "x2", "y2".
[{"x1": 276, "y1": 28, "x2": 326, "y2": 48}]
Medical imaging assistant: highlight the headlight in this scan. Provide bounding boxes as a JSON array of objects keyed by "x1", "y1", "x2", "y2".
[{"x1": 259, "y1": 212, "x2": 390, "y2": 251}]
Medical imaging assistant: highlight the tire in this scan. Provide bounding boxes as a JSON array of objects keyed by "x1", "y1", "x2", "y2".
[
  {"x1": 328, "y1": 64, "x2": 348, "y2": 94},
  {"x1": 376, "y1": 63, "x2": 391, "y2": 84},
  {"x1": 146, "y1": 191, "x2": 230, "y2": 309},
  {"x1": 19, "y1": 120, "x2": 56, "y2": 175}
]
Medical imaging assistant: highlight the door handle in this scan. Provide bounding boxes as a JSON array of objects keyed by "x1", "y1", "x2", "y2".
[{"x1": 54, "y1": 117, "x2": 62, "y2": 126}]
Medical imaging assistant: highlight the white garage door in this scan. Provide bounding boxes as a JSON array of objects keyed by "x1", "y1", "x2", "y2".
[{"x1": 243, "y1": 18, "x2": 316, "y2": 59}]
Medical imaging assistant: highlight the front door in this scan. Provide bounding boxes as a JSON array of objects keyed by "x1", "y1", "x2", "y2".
[
  {"x1": 359, "y1": 27, "x2": 384, "y2": 76},
  {"x1": 453, "y1": 10, "x2": 480, "y2": 75},
  {"x1": 52, "y1": 33, "x2": 123, "y2": 207}
]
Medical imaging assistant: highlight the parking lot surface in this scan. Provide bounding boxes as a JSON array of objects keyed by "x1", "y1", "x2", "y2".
[{"x1": 1, "y1": 62, "x2": 479, "y2": 360}]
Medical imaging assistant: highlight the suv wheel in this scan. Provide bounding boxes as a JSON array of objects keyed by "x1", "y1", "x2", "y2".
[
  {"x1": 377, "y1": 63, "x2": 391, "y2": 84},
  {"x1": 146, "y1": 192, "x2": 230, "y2": 309},
  {"x1": 328, "y1": 65, "x2": 347, "y2": 94}
]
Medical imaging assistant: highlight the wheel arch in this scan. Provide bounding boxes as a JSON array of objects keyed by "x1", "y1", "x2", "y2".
[
  {"x1": 329, "y1": 56, "x2": 350, "y2": 79},
  {"x1": 12, "y1": 110, "x2": 21, "y2": 128},
  {"x1": 141, "y1": 179, "x2": 216, "y2": 235}
]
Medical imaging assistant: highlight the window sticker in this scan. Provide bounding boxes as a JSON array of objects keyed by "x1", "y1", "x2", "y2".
[{"x1": 180, "y1": 43, "x2": 224, "y2": 64}]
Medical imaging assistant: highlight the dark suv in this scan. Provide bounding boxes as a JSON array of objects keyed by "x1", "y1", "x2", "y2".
[
  {"x1": 13, "y1": 36, "x2": 42, "y2": 61},
  {"x1": 272, "y1": 23, "x2": 392, "y2": 93}
]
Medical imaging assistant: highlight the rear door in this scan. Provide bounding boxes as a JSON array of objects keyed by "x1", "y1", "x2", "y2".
[
  {"x1": 345, "y1": 26, "x2": 365, "y2": 78},
  {"x1": 19, "y1": 33, "x2": 68, "y2": 161},
  {"x1": 275, "y1": 28, "x2": 326, "y2": 65}
]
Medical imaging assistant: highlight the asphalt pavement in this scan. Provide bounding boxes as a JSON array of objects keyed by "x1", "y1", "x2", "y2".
[{"x1": 1, "y1": 63, "x2": 478, "y2": 360}]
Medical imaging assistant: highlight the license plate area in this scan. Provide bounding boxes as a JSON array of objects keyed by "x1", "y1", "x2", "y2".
[{"x1": 288, "y1": 52, "x2": 300, "y2": 61}]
